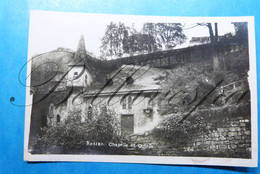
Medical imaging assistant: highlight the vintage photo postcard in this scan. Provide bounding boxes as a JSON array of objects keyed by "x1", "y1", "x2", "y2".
[{"x1": 23, "y1": 10, "x2": 257, "y2": 167}]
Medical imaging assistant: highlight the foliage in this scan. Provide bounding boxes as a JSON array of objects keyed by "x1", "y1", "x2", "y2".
[
  {"x1": 153, "y1": 103, "x2": 250, "y2": 145},
  {"x1": 124, "y1": 33, "x2": 157, "y2": 54},
  {"x1": 195, "y1": 22, "x2": 248, "y2": 47},
  {"x1": 100, "y1": 22, "x2": 129, "y2": 58},
  {"x1": 153, "y1": 58, "x2": 250, "y2": 145},
  {"x1": 219, "y1": 22, "x2": 248, "y2": 47},
  {"x1": 158, "y1": 62, "x2": 219, "y2": 115},
  {"x1": 155, "y1": 23, "x2": 187, "y2": 49},
  {"x1": 233, "y1": 22, "x2": 248, "y2": 44},
  {"x1": 157, "y1": 61, "x2": 244, "y2": 116},
  {"x1": 100, "y1": 22, "x2": 186, "y2": 58},
  {"x1": 142, "y1": 23, "x2": 187, "y2": 49},
  {"x1": 31, "y1": 106, "x2": 123, "y2": 154}
]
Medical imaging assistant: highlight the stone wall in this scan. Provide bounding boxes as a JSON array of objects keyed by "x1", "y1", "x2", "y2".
[
  {"x1": 125, "y1": 104, "x2": 251, "y2": 158},
  {"x1": 182, "y1": 115, "x2": 251, "y2": 158},
  {"x1": 108, "y1": 43, "x2": 242, "y2": 69}
]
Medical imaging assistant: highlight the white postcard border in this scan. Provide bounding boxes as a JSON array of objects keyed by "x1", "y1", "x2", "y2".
[{"x1": 23, "y1": 11, "x2": 258, "y2": 167}]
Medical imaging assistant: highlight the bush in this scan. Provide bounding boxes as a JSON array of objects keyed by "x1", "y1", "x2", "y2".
[
  {"x1": 157, "y1": 62, "x2": 223, "y2": 116},
  {"x1": 157, "y1": 61, "x2": 246, "y2": 116},
  {"x1": 30, "y1": 106, "x2": 124, "y2": 154},
  {"x1": 153, "y1": 103, "x2": 250, "y2": 146}
]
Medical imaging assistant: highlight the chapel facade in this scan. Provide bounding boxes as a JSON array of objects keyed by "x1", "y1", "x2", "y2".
[{"x1": 47, "y1": 36, "x2": 165, "y2": 135}]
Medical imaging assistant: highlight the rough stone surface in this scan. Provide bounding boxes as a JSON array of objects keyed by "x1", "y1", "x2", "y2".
[{"x1": 125, "y1": 110, "x2": 251, "y2": 158}]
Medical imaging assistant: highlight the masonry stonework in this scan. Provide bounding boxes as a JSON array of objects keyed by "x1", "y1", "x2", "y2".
[{"x1": 182, "y1": 116, "x2": 251, "y2": 158}]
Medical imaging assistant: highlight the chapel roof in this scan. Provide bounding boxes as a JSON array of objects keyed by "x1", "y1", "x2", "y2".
[
  {"x1": 85, "y1": 65, "x2": 168, "y2": 96},
  {"x1": 68, "y1": 35, "x2": 87, "y2": 66}
]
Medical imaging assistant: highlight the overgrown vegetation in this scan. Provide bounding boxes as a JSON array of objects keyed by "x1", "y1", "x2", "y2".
[
  {"x1": 100, "y1": 22, "x2": 186, "y2": 58},
  {"x1": 30, "y1": 106, "x2": 128, "y2": 154},
  {"x1": 157, "y1": 61, "x2": 245, "y2": 116},
  {"x1": 153, "y1": 103, "x2": 250, "y2": 145},
  {"x1": 154, "y1": 55, "x2": 250, "y2": 146}
]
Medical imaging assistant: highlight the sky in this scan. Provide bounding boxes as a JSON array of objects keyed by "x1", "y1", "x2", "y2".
[{"x1": 28, "y1": 10, "x2": 240, "y2": 58}]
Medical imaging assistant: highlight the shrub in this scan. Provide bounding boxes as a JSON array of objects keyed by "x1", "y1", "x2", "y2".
[
  {"x1": 153, "y1": 103, "x2": 250, "y2": 146},
  {"x1": 30, "y1": 106, "x2": 124, "y2": 154}
]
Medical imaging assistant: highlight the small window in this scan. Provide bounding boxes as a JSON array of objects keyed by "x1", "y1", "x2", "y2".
[
  {"x1": 56, "y1": 114, "x2": 60, "y2": 125},
  {"x1": 122, "y1": 98, "x2": 126, "y2": 109},
  {"x1": 88, "y1": 106, "x2": 93, "y2": 120},
  {"x1": 73, "y1": 72, "x2": 78, "y2": 79},
  {"x1": 128, "y1": 96, "x2": 132, "y2": 109},
  {"x1": 49, "y1": 104, "x2": 54, "y2": 116},
  {"x1": 126, "y1": 76, "x2": 134, "y2": 84}
]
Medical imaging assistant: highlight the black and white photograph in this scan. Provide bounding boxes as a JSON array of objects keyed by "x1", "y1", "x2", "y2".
[{"x1": 24, "y1": 11, "x2": 257, "y2": 167}]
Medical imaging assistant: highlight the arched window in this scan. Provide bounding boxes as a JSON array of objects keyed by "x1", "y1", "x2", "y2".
[
  {"x1": 122, "y1": 98, "x2": 126, "y2": 109},
  {"x1": 73, "y1": 72, "x2": 78, "y2": 80},
  {"x1": 56, "y1": 114, "x2": 60, "y2": 125},
  {"x1": 49, "y1": 104, "x2": 54, "y2": 118}
]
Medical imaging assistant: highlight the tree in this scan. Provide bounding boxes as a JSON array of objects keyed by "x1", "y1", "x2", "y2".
[
  {"x1": 218, "y1": 22, "x2": 248, "y2": 47},
  {"x1": 197, "y1": 23, "x2": 219, "y2": 44},
  {"x1": 123, "y1": 22, "x2": 187, "y2": 55},
  {"x1": 142, "y1": 23, "x2": 160, "y2": 51},
  {"x1": 196, "y1": 22, "x2": 220, "y2": 72},
  {"x1": 123, "y1": 31, "x2": 157, "y2": 55},
  {"x1": 142, "y1": 23, "x2": 186, "y2": 50},
  {"x1": 100, "y1": 22, "x2": 129, "y2": 58},
  {"x1": 208, "y1": 23, "x2": 219, "y2": 72},
  {"x1": 100, "y1": 22, "x2": 186, "y2": 58},
  {"x1": 232, "y1": 22, "x2": 248, "y2": 47},
  {"x1": 156, "y1": 23, "x2": 186, "y2": 49}
]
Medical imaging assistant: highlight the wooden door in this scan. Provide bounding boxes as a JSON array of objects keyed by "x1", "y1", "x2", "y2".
[{"x1": 121, "y1": 114, "x2": 134, "y2": 134}]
